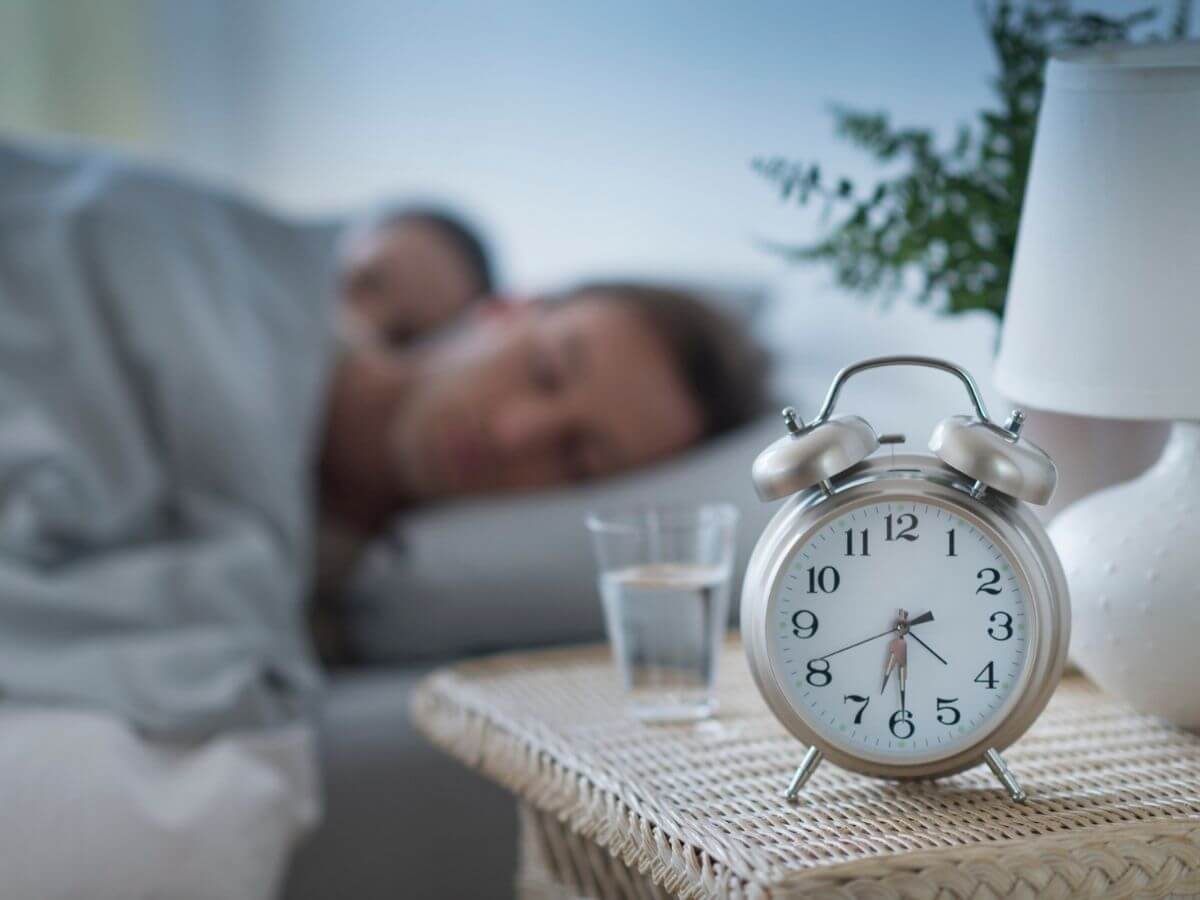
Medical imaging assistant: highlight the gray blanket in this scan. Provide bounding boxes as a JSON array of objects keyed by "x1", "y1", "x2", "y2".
[{"x1": 0, "y1": 139, "x2": 339, "y2": 738}]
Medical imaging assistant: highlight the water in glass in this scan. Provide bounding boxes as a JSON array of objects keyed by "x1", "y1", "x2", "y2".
[{"x1": 600, "y1": 562, "x2": 731, "y2": 721}]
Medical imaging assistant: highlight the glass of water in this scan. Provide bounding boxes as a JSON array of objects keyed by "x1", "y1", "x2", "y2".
[{"x1": 586, "y1": 503, "x2": 738, "y2": 722}]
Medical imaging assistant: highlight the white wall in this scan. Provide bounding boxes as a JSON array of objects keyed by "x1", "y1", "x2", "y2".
[
  {"x1": 148, "y1": 1, "x2": 1006, "y2": 290},
  {"x1": 5, "y1": 1, "x2": 1170, "y2": 295},
  {"x1": 7, "y1": 1, "x2": 1173, "y2": 424}
]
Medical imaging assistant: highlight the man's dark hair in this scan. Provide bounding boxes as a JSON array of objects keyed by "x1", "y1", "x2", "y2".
[
  {"x1": 356, "y1": 203, "x2": 495, "y2": 296},
  {"x1": 562, "y1": 281, "x2": 769, "y2": 438}
]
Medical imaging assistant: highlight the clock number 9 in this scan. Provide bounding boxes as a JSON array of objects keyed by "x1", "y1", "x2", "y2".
[
  {"x1": 888, "y1": 708, "x2": 915, "y2": 739},
  {"x1": 805, "y1": 658, "x2": 832, "y2": 687},
  {"x1": 790, "y1": 610, "x2": 818, "y2": 639},
  {"x1": 988, "y1": 611, "x2": 1014, "y2": 641}
]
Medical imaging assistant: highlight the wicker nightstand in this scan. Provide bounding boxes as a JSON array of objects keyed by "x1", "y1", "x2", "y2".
[{"x1": 412, "y1": 639, "x2": 1200, "y2": 898}]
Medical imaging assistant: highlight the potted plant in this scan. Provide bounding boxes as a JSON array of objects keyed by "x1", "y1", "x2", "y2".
[{"x1": 754, "y1": 0, "x2": 1190, "y2": 517}]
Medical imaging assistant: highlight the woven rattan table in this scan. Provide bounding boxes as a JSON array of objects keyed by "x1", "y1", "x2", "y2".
[{"x1": 412, "y1": 638, "x2": 1200, "y2": 899}]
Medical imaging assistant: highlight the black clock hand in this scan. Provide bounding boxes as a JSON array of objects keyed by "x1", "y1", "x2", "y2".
[
  {"x1": 908, "y1": 630, "x2": 948, "y2": 665},
  {"x1": 818, "y1": 628, "x2": 895, "y2": 662},
  {"x1": 819, "y1": 610, "x2": 936, "y2": 664}
]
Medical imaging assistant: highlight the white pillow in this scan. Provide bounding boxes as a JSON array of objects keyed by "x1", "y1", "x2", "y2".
[{"x1": 344, "y1": 416, "x2": 783, "y2": 663}]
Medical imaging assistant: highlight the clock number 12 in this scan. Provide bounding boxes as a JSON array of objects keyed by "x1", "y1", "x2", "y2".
[{"x1": 884, "y1": 513, "x2": 918, "y2": 542}]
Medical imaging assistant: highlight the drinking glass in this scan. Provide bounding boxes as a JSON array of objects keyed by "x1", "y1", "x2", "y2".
[{"x1": 586, "y1": 503, "x2": 738, "y2": 722}]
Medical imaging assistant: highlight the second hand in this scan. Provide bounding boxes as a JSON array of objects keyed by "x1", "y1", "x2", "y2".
[
  {"x1": 817, "y1": 628, "x2": 893, "y2": 661},
  {"x1": 817, "y1": 611, "x2": 936, "y2": 662}
]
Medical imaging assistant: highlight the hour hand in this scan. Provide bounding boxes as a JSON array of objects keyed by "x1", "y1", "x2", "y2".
[
  {"x1": 880, "y1": 636, "x2": 908, "y2": 695},
  {"x1": 880, "y1": 650, "x2": 896, "y2": 694}
]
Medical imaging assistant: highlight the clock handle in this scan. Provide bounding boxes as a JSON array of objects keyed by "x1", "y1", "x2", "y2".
[{"x1": 813, "y1": 355, "x2": 991, "y2": 426}]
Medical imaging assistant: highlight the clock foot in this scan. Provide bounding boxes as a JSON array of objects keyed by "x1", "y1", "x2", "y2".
[
  {"x1": 983, "y1": 747, "x2": 1027, "y2": 803},
  {"x1": 783, "y1": 746, "x2": 824, "y2": 804}
]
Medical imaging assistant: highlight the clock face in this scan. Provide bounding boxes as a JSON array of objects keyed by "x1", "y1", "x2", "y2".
[{"x1": 766, "y1": 497, "x2": 1032, "y2": 764}]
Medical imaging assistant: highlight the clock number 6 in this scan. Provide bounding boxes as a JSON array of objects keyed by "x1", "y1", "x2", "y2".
[
  {"x1": 805, "y1": 659, "x2": 832, "y2": 687},
  {"x1": 843, "y1": 694, "x2": 869, "y2": 724},
  {"x1": 888, "y1": 708, "x2": 915, "y2": 739}
]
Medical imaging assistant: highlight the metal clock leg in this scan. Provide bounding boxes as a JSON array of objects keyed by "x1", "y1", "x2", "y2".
[
  {"x1": 983, "y1": 748, "x2": 1027, "y2": 803},
  {"x1": 783, "y1": 746, "x2": 824, "y2": 803}
]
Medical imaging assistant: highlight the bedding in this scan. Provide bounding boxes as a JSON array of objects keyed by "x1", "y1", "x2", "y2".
[
  {"x1": 0, "y1": 138, "x2": 338, "y2": 738},
  {"x1": 0, "y1": 708, "x2": 318, "y2": 900}
]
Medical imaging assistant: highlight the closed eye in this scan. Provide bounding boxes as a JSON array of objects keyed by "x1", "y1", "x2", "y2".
[
  {"x1": 561, "y1": 432, "x2": 593, "y2": 482},
  {"x1": 561, "y1": 429, "x2": 618, "y2": 483},
  {"x1": 529, "y1": 344, "x2": 566, "y2": 394}
]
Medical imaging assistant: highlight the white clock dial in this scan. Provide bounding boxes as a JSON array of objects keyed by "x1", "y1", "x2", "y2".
[{"x1": 766, "y1": 499, "x2": 1031, "y2": 763}]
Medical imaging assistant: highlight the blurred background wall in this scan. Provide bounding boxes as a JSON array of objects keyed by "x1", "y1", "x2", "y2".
[{"x1": 0, "y1": 0, "x2": 1150, "y2": 291}]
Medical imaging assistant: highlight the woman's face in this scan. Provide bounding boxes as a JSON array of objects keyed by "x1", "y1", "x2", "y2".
[
  {"x1": 389, "y1": 295, "x2": 704, "y2": 500},
  {"x1": 341, "y1": 221, "x2": 479, "y2": 343}
]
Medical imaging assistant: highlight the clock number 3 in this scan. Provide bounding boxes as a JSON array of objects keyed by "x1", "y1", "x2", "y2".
[{"x1": 988, "y1": 611, "x2": 1014, "y2": 640}]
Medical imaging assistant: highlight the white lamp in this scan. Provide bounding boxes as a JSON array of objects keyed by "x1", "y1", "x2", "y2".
[{"x1": 995, "y1": 40, "x2": 1200, "y2": 726}]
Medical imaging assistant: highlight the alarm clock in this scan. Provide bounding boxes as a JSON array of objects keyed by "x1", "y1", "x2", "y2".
[{"x1": 740, "y1": 356, "x2": 1069, "y2": 803}]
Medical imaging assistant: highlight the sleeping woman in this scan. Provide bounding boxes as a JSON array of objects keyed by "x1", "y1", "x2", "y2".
[
  {"x1": 337, "y1": 202, "x2": 495, "y2": 345},
  {"x1": 0, "y1": 138, "x2": 766, "y2": 899}
]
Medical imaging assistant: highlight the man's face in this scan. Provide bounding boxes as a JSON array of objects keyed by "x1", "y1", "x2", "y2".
[
  {"x1": 391, "y1": 295, "x2": 704, "y2": 499},
  {"x1": 341, "y1": 221, "x2": 478, "y2": 343}
]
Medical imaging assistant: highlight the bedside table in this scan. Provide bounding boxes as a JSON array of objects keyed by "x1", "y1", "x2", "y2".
[{"x1": 413, "y1": 639, "x2": 1200, "y2": 898}]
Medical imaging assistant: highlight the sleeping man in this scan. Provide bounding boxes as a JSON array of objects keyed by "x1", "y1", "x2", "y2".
[{"x1": 0, "y1": 139, "x2": 766, "y2": 899}]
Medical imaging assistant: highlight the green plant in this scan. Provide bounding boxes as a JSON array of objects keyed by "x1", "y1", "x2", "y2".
[{"x1": 754, "y1": 0, "x2": 1191, "y2": 320}]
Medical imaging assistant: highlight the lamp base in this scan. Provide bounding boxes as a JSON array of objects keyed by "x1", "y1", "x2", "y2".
[
  {"x1": 1008, "y1": 407, "x2": 1168, "y2": 522},
  {"x1": 1050, "y1": 420, "x2": 1200, "y2": 728}
]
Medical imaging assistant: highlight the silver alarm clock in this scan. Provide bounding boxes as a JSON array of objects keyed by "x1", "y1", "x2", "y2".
[{"x1": 740, "y1": 356, "x2": 1069, "y2": 803}]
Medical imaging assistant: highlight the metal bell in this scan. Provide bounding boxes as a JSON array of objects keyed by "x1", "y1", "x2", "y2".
[
  {"x1": 929, "y1": 411, "x2": 1057, "y2": 505},
  {"x1": 751, "y1": 407, "x2": 879, "y2": 501}
]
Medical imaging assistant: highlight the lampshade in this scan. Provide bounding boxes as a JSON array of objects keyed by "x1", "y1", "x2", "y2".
[{"x1": 994, "y1": 41, "x2": 1200, "y2": 420}]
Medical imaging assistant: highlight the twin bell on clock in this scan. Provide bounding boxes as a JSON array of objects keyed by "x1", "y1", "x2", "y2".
[{"x1": 740, "y1": 356, "x2": 1070, "y2": 804}]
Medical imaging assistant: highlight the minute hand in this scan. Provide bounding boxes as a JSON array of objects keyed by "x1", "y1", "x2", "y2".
[{"x1": 908, "y1": 630, "x2": 948, "y2": 665}]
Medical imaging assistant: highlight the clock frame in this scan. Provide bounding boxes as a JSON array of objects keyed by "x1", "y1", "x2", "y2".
[{"x1": 741, "y1": 454, "x2": 1070, "y2": 790}]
